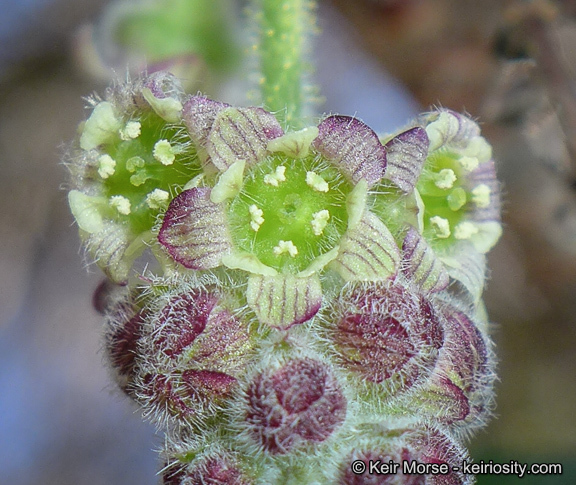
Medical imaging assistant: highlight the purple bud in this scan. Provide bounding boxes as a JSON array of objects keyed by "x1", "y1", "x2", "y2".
[
  {"x1": 104, "y1": 294, "x2": 146, "y2": 394},
  {"x1": 153, "y1": 292, "x2": 219, "y2": 359},
  {"x1": 136, "y1": 288, "x2": 252, "y2": 422},
  {"x1": 163, "y1": 455, "x2": 252, "y2": 485},
  {"x1": 331, "y1": 282, "x2": 443, "y2": 395},
  {"x1": 339, "y1": 425, "x2": 471, "y2": 485},
  {"x1": 245, "y1": 358, "x2": 347, "y2": 454}
]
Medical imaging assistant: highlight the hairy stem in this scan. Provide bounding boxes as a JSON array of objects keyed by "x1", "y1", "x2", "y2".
[{"x1": 258, "y1": 0, "x2": 315, "y2": 128}]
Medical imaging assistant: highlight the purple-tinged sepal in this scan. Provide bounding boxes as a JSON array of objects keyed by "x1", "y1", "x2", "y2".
[
  {"x1": 402, "y1": 225, "x2": 450, "y2": 293},
  {"x1": 158, "y1": 188, "x2": 233, "y2": 270},
  {"x1": 206, "y1": 107, "x2": 284, "y2": 171},
  {"x1": 384, "y1": 126, "x2": 429, "y2": 193},
  {"x1": 313, "y1": 115, "x2": 386, "y2": 187},
  {"x1": 182, "y1": 96, "x2": 283, "y2": 171},
  {"x1": 133, "y1": 284, "x2": 253, "y2": 426},
  {"x1": 246, "y1": 273, "x2": 322, "y2": 329},
  {"x1": 331, "y1": 211, "x2": 400, "y2": 282}
]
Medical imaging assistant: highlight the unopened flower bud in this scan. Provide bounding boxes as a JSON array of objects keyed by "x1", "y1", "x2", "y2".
[{"x1": 244, "y1": 358, "x2": 347, "y2": 454}]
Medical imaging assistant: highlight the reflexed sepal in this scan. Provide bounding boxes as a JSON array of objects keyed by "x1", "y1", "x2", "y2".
[
  {"x1": 331, "y1": 211, "x2": 400, "y2": 281},
  {"x1": 158, "y1": 187, "x2": 232, "y2": 269},
  {"x1": 384, "y1": 126, "x2": 429, "y2": 192},
  {"x1": 402, "y1": 225, "x2": 450, "y2": 293},
  {"x1": 246, "y1": 273, "x2": 322, "y2": 329},
  {"x1": 313, "y1": 115, "x2": 386, "y2": 187},
  {"x1": 206, "y1": 107, "x2": 283, "y2": 171},
  {"x1": 425, "y1": 109, "x2": 482, "y2": 153},
  {"x1": 439, "y1": 242, "x2": 487, "y2": 303},
  {"x1": 182, "y1": 95, "x2": 231, "y2": 145}
]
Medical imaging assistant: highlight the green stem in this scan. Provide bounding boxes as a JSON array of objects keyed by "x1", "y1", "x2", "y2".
[{"x1": 259, "y1": 0, "x2": 314, "y2": 128}]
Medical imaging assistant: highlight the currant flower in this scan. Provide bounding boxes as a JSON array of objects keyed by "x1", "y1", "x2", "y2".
[
  {"x1": 376, "y1": 109, "x2": 502, "y2": 302},
  {"x1": 67, "y1": 72, "x2": 202, "y2": 283},
  {"x1": 158, "y1": 96, "x2": 404, "y2": 329}
]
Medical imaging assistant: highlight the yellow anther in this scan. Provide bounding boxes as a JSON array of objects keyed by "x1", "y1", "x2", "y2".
[
  {"x1": 97, "y1": 154, "x2": 116, "y2": 179},
  {"x1": 249, "y1": 204, "x2": 265, "y2": 232},
  {"x1": 263, "y1": 166, "x2": 287, "y2": 186},
  {"x1": 109, "y1": 195, "x2": 131, "y2": 215},
  {"x1": 454, "y1": 221, "x2": 479, "y2": 240},
  {"x1": 306, "y1": 171, "x2": 329, "y2": 192},
  {"x1": 434, "y1": 169, "x2": 457, "y2": 189},
  {"x1": 311, "y1": 210, "x2": 330, "y2": 236},
  {"x1": 471, "y1": 184, "x2": 491, "y2": 208},
  {"x1": 430, "y1": 216, "x2": 451, "y2": 238},
  {"x1": 119, "y1": 121, "x2": 141, "y2": 140},
  {"x1": 153, "y1": 140, "x2": 175, "y2": 166},
  {"x1": 145, "y1": 189, "x2": 170, "y2": 209},
  {"x1": 273, "y1": 240, "x2": 298, "y2": 257}
]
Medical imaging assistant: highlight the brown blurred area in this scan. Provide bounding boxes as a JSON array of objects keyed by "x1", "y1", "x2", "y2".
[
  {"x1": 329, "y1": 0, "x2": 576, "y2": 463},
  {"x1": 2, "y1": 0, "x2": 576, "y2": 483}
]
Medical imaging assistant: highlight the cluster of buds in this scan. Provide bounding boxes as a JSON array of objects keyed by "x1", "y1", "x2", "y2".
[{"x1": 68, "y1": 72, "x2": 500, "y2": 484}]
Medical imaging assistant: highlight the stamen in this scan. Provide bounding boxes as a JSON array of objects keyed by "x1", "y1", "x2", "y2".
[
  {"x1": 97, "y1": 154, "x2": 116, "y2": 179},
  {"x1": 311, "y1": 210, "x2": 330, "y2": 236},
  {"x1": 430, "y1": 216, "x2": 451, "y2": 238},
  {"x1": 110, "y1": 195, "x2": 131, "y2": 215},
  {"x1": 263, "y1": 165, "x2": 287, "y2": 186},
  {"x1": 249, "y1": 204, "x2": 265, "y2": 232},
  {"x1": 145, "y1": 189, "x2": 170, "y2": 209},
  {"x1": 306, "y1": 171, "x2": 329, "y2": 192},
  {"x1": 273, "y1": 240, "x2": 298, "y2": 257},
  {"x1": 153, "y1": 140, "x2": 176, "y2": 166},
  {"x1": 434, "y1": 168, "x2": 457, "y2": 189},
  {"x1": 130, "y1": 170, "x2": 150, "y2": 187},
  {"x1": 454, "y1": 221, "x2": 479, "y2": 240},
  {"x1": 457, "y1": 156, "x2": 479, "y2": 172},
  {"x1": 119, "y1": 120, "x2": 141, "y2": 140}
]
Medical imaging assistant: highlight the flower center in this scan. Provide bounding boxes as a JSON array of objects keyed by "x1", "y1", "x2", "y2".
[
  {"x1": 416, "y1": 150, "x2": 472, "y2": 242},
  {"x1": 228, "y1": 155, "x2": 352, "y2": 272},
  {"x1": 99, "y1": 111, "x2": 200, "y2": 234}
]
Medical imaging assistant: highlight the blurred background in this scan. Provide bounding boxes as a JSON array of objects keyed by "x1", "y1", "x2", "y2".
[{"x1": 1, "y1": 0, "x2": 576, "y2": 483}]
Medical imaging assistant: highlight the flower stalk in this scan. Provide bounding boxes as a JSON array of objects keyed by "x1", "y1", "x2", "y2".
[{"x1": 258, "y1": 0, "x2": 315, "y2": 127}]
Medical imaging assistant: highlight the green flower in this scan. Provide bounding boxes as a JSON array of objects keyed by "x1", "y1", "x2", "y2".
[
  {"x1": 67, "y1": 72, "x2": 202, "y2": 283},
  {"x1": 158, "y1": 96, "x2": 404, "y2": 329}
]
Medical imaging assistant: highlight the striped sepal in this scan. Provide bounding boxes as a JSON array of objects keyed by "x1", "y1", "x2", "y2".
[
  {"x1": 158, "y1": 188, "x2": 232, "y2": 269},
  {"x1": 313, "y1": 115, "x2": 386, "y2": 188},
  {"x1": 384, "y1": 127, "x2": 429, "y2": 193},
  {"x1": 402, "y1": 226, "x2": 449, "y2": 293},
  {"x1": 247, "y1": 273, "x2": 322, "y2": 329},
  {"x1": 207, "y1": 107, "x2": 284, "y2": 171},
  {"x1": 331, "y1": 211, "x2": 400, "y2": 281}
]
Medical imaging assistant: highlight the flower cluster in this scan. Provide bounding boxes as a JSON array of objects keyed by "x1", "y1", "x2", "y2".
[{"x1": 67, "y1": 72, "x2": 501, "y2": 484}]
